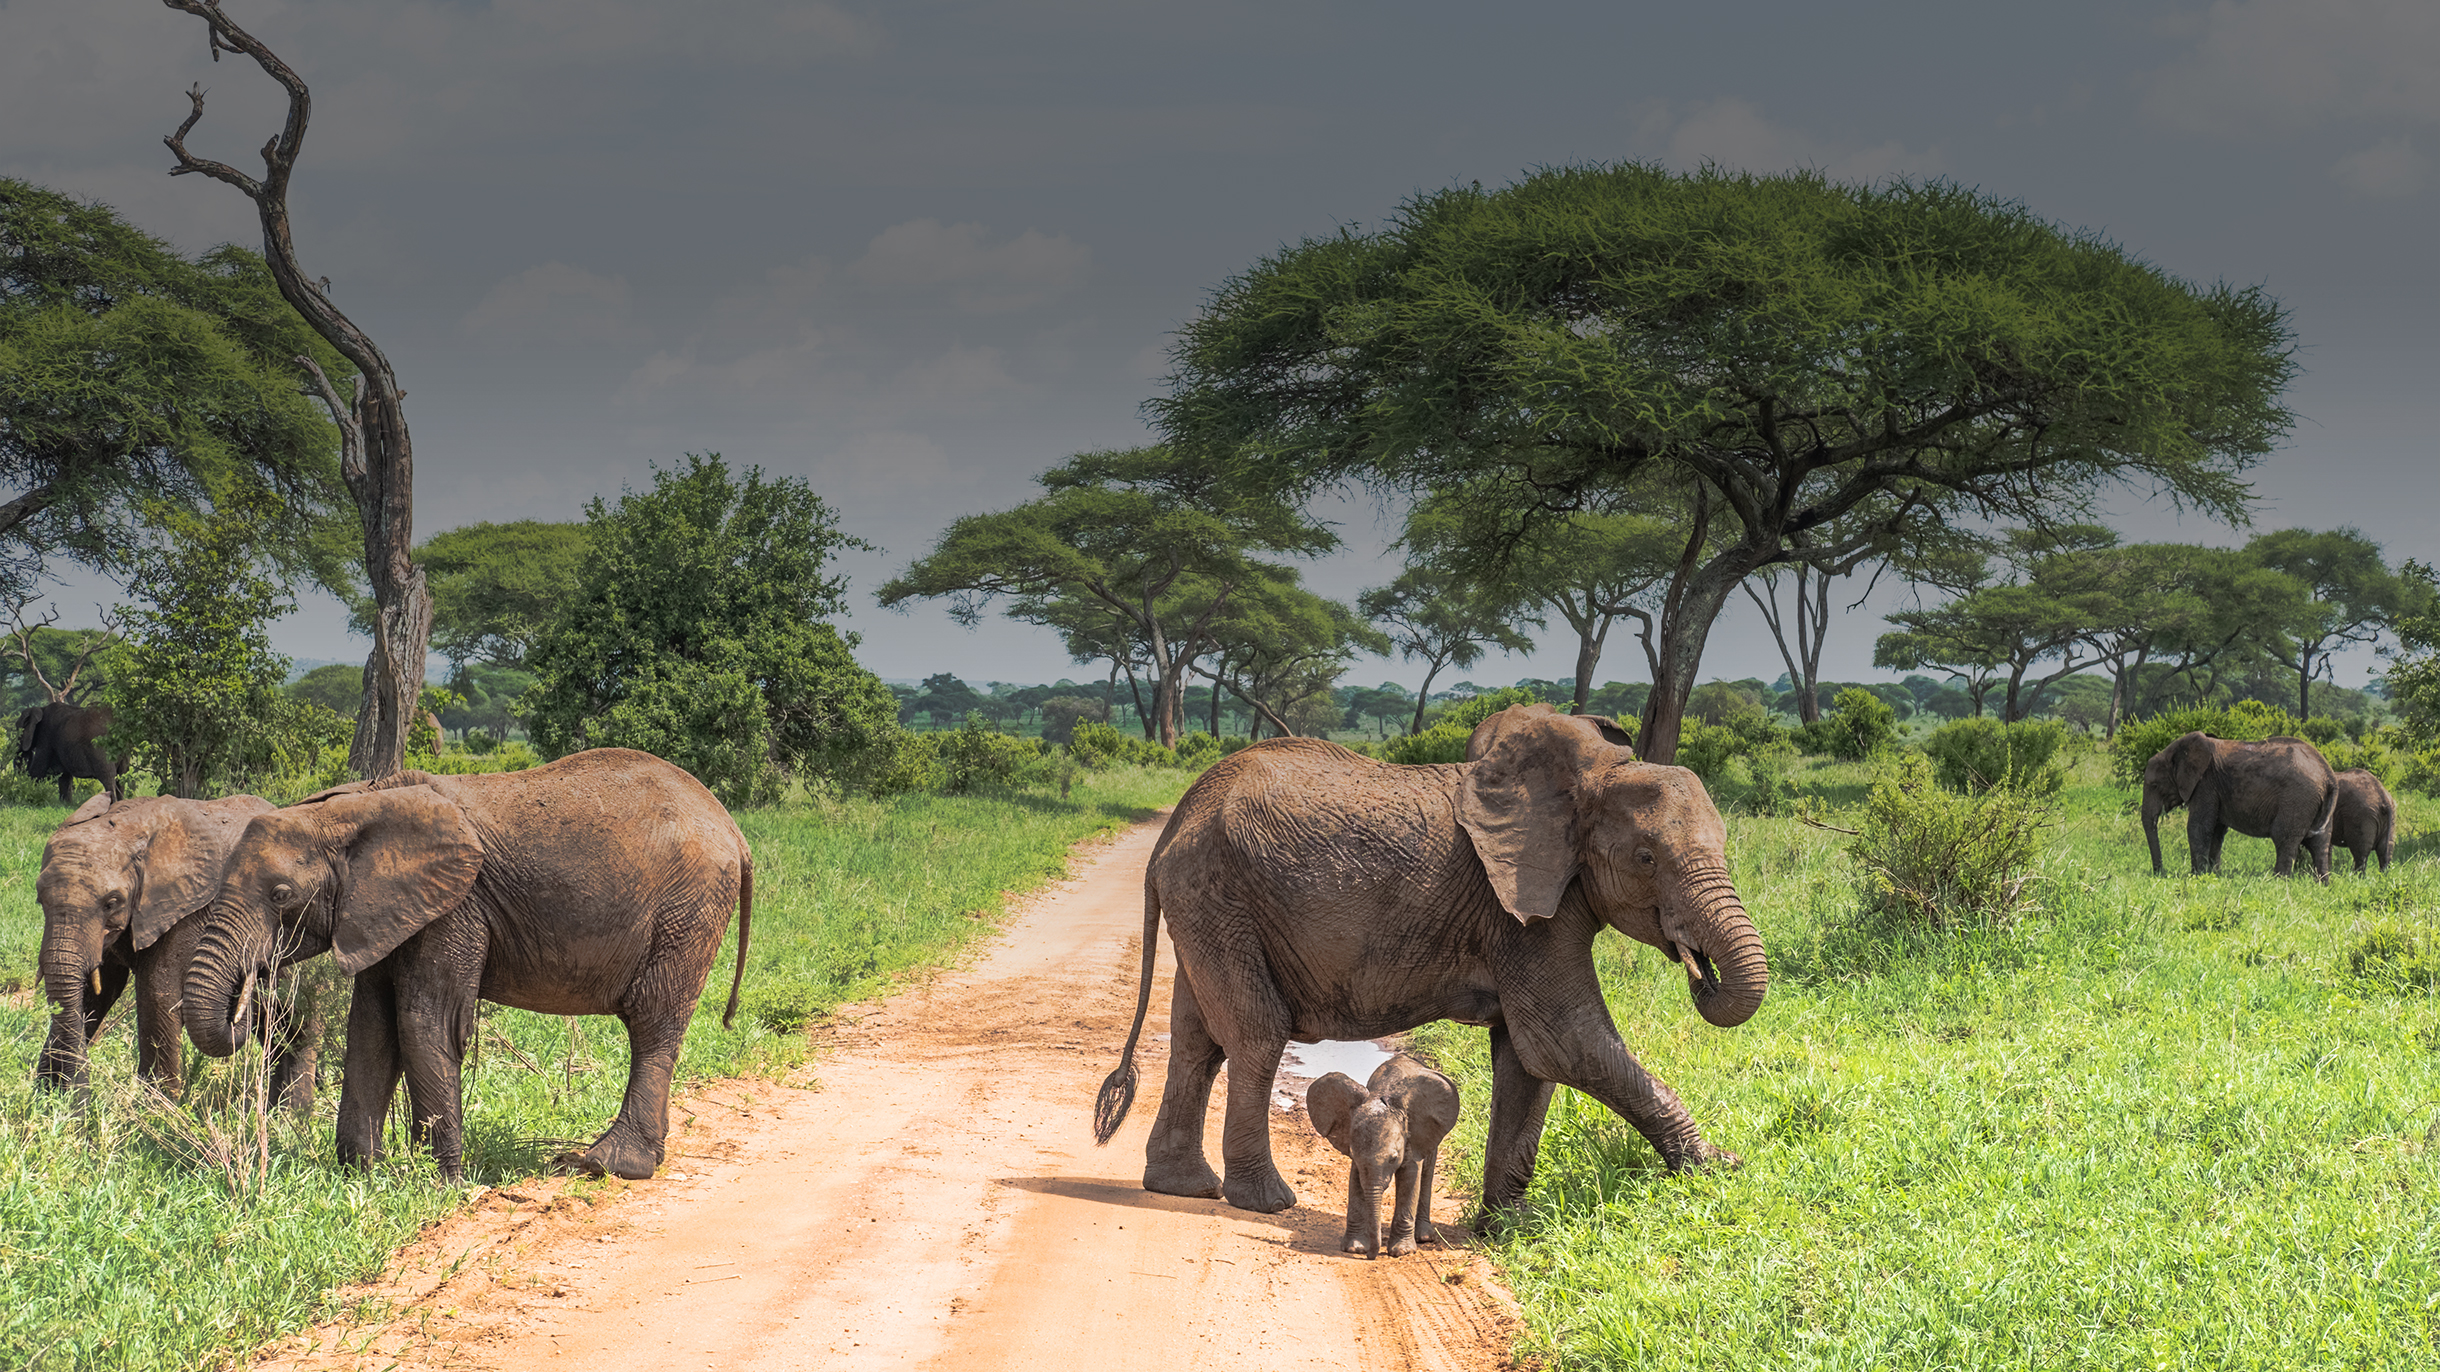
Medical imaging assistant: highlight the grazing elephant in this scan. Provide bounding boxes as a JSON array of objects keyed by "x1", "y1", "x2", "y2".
[
  {"x1": 2140, "y1": 732, "x2": 2337, "y2": 880},
  {"x1": 182, "y1": 748, "x2": 754, "y2": 1182},
  {"x1": 16, "y1": 702, "x2": 121, "y2": 804},
  {"x1": 34, "y1": 792, "x2": 329, "y2": 1104},
  {"x1": 1307, "y1": 1056, "x2": 1459, "y2": 1259},
  {"x1": 1095, "y1": 704, "x2": 1767, "y2": 1217},
  {"x1": 2331, "y1": 768, "x2": 2397, "y2": 874}
]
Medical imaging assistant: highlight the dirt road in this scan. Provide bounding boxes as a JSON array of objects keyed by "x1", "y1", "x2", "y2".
[{"x1": 255, "y1": 815, "x2": 1520, "y2": 1371}]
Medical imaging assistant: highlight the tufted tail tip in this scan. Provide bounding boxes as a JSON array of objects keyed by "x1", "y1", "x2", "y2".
[{"x1": 1092, "y1": 1061, "x2": 1139, "y2": 1146}]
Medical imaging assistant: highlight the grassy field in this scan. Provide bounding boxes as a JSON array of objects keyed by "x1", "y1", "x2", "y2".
[
  {"x1": 1415, "y1": 746, "x2": 2440, "y2": 1370},
  {"x1": 0, "y1": 765, "x2": 1192, "y2": 1371}
]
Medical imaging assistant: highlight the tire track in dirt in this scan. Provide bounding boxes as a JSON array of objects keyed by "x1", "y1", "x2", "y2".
[{"x1": 250, "y1": 814, "x2": 1521, "y2": 1371}]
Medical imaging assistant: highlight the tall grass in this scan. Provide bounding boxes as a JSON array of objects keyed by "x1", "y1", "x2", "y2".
[
  {"x1": 1416, "y1": 749, "x2": 2440, "y2": 1369},
  {"x1": 0, "y1": 763, "x2": 1190, "y2": 1371}
]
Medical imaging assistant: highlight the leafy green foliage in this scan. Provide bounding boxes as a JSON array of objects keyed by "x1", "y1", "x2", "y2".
[
  {"x1": 0, "y1": 179, "x2": 353, "y2": 601},
  {"x1": 1799, "y1": 687, "x2": 1898, "y2": 761},
  {"x1": 1068, "y1": 719, "x2": 1184, "y2": 769},
  {"x1": 359, "y1": 520, "x2": 586, "y2": 672},
  {"x1": 1921, "y1": 717, "x2": 2070, "y2": 795},
  {"x1": 1380, "y1": 686, "x2": 1542, "y2": 764},
  {"x1": 1850, "y1": 751, "x2": 2054, "y2": 930},
  {"x1": 1038, "y1": 694, "x2": 1106, "y2": 745},
  {"x1": 101, "y1": 496, "x2": 301, "y2": 798},
  {"x1": 2109, "y1": 699, "x2": 2305, "y2": 786},
  {"x1": 525, "y1": 454, "x2": 896, "y2": 805},
  {"x1": 934, "y1": 713, "x2": 1046, "y2": 793}
]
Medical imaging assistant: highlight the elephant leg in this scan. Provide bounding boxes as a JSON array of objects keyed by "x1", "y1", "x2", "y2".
[
  {"x1": 55, "y1": 772, "x2": 71, "y2": 805},
  {"x1": 131, "y1": 946, "x2": 187, "y2": 1099},
  {"x1": 578, "y1": 1011, "x2": 687, "y2": 1181},
  {"x1": 1385, "y1": 1157, "x2": 1421, "y2": 1256},
  {"x1": 2270, "y1": 831, "x2": 2298, "y2": 877},
  {"x1": 1142, "y1": 974, "x2": 1225, "y2": 1200},
  {"x1": 1340, "y1": 1162, "x2": 1374, "y2": 1256},
  {"x1": 1481, "y1": 1025, "x2": 1555, "y2": 1214},
  {"x1": 1216, "y1": 1018, "x2": 1296, "y2": 1213},
  {"x1": 264, "y1": 970, "x2": 323, "y2": 1116},
  {"x1": 394, "y1": 979, "x2": 475, "y2": 1182},
  {"x1": 336, "y1": 969, "x2": 404, "y2": 1169},
  {"x1": 1414, "y1": 1148, "x2": 1439, "y2": 1246}
]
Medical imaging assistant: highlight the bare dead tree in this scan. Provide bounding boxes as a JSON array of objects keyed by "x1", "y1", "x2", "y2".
[
  {"x1": 6, "y1": 602, "x2": 123, "y2": 705},
  {"x1": 157, "y1": 0, "x2": 430, "y2": 779}
]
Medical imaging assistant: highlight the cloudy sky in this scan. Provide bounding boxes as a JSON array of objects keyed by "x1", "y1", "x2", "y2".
[{"x1": 3, "y1": 0, "x2": 2433, "y2": 693}]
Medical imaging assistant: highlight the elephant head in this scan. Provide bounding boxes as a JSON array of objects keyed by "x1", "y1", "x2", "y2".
[
  {"x1": 1458, "y1": 704, "x2": 1767, "y2": 1028},
  {"x1": 35, "y1": 793, "x2": 273, "y2": 1086},
  {"x1": 184, "y1": 787, "x2": 483, "y2": 1057},
  {"x1": 2140, "y1": 731, "x2": 2219, "y2": 874}
]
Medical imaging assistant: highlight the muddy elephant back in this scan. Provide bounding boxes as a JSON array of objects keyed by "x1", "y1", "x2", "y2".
[{"x1": 1157, "y1": 740, "x2": 1471, "y2": 903}]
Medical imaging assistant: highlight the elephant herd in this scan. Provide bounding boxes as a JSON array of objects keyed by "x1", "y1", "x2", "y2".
[
  {"x1": 2139, "y1": 730, "x2": 2397, "y2": 881},
  {"x1": 33, "y1": 749, "x2": 751, "y2": 1181},
  {"x1": 21, "y1": 707, "x2": 2409, "y2": 1228}
]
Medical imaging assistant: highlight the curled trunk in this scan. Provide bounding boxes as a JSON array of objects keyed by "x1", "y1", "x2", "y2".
[
  {"x1": 181, "y1": 915, "x2": 256, "y2": 1058},
  {"x1": 1679, "y1": 865, "x2": 1768, "y2": 1029}
]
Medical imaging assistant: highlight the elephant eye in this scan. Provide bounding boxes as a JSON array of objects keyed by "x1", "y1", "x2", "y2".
[
  {"x1": 101, "y1": 891, "x2": 123, "y2": 908},
  {"x1": 1637, "y1": 848, "x2": 1655, "y2": 866},
  {"x1": 271, "y1": 883, "x2": 296, "y2": 907}
]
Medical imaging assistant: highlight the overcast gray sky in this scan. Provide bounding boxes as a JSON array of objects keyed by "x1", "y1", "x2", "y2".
[{"x1": 3, "y1": 0, "x2": 2433, "y2": 693}]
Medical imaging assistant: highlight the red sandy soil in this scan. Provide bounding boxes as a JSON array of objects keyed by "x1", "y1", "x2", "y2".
[{"x1": 249, "y1": 814, "x2": 1523, "y2": 1371}]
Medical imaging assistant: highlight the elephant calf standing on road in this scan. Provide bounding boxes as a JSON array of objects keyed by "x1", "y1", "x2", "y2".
[
  {"x1": 2331, "y1": 768, "x2": 2397, "y2": 874},
  {"x1": 1308, "y1": 1056, "x2": 1459, "y2": 1259},
  {"x1": 183, "y1": 749, "x2": 753, "y2": 1182},
  {"x1": 1095, "y1": 704, "x2": 1767, "y2": 1217},
  {"x1": 35, "y1": 792, "x2": 328, "y2": 1105},
  {"x1": 2141, "y1": 732, "x2": 2337, "y2": 881}
]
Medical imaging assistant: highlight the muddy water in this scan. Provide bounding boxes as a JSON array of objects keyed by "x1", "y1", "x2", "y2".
[{"x1": 1273, "y1": 1038, "x2": 1399, "y2": 1108}]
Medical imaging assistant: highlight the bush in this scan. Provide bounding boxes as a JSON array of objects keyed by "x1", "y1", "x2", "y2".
[
  {"x1": 1800, "y1": 687, "x2": 1898, "y2": 761},
  {"x1": 1039, "y1": 694, "x2": 1107, "y2": 745},
  {"x1": 1384, "y1": 687, "x2": 1545, "y2": 764},
  {"x1": 2322, "y1": 732, "x2": 2404, "y2": 789},
  {"x1": 2109, "y1": 700, "x2": 2304, "y2": 786},
  {"x1": 1921, "y1": 717, "x2": 2069, "y2": 796},
  {"x1": 1850, "y1": 751, "x2": 2053, "y2": 930},
  {"x1": 1173, "y1": 731, "x2": 1223, "y2": 766},
  {"x1": 935, "y1": 713, "x2": 1044, "y2": 794},
  {"x1": 829, "y1": 722, "x2": 936, "y2": 797},
  {"x1": 1068, "y1": 720, "x2": 1176, "y2": 769}
]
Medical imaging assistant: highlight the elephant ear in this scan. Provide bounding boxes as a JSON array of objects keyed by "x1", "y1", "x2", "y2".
[
  {"x1": 130, "y1": 798, "x2": 276, "y2": 951},
  {"x1": 1459, "y1": 706, "x2": 1623, "y2": 923},
  {"x1": 66, "y1": 791, "x2": 113, "y2": 826},
  {"x1": 326, "y1": 788, "x2": 484, "y2": 975},
  {"x1": 2172, "y1": 733, "x2": 2215, "y2": 804},
  {"x1": 1579, "y1": 714, "x2": 1636, "y2": 751},
  {"x1": 1306, "y1": 1072, "x2": 1368, "y2": 1157}
]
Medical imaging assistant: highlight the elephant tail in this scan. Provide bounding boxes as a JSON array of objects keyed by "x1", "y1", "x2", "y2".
[
  {"x1": 1093, "y1": 879, "x2": 1163, "y2": 1145},
  {"x1": 2312, "y1": 778, "x2": 2340, "y2": 841},
  {"x1": 720, "y1": 851, "x2": 753, "y2": 1031}
]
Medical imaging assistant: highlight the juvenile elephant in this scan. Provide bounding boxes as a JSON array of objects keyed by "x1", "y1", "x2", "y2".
[
  {"x1": 2331, "y1": 768, "x2": 2397, "y2": 874},
  {"x1": 2140, "y1": 732, "x2": 2337, "y2": 880},
  {"x1": 1095, "y1": 705, "x2": 1766, "y2": 1216},
  {"x1": 33, "y1": 792, "x2": 326, "y2": 1104},
  {"x1": 16, "y1": 702, "x2": 121, "y2": 805},
  {"x1": 183, "y1": 749, "x2": 753, "y2": 1182},
  {"x1": 1307, "y1": 1056, "x2": 1459, "y2": 1259}
]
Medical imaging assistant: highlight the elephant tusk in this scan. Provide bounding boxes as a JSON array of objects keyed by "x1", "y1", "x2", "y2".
[
  {"x1": 89, "y1": 967, "x2": 102, "y2": 997},
  {"x1": 1674, "y1": 941, "x2": 1705, "y2": 987},
  {"x1": 232, "y1": 967, "x2": 257, "y2": 1043}
]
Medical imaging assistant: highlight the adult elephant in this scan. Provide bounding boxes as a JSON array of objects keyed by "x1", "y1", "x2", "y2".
[
  {"x1": 2140, "y1": 731, "x2": 2337, "y2": 880},
  {"x1": 34, "y1": 792, "x2": 327, "y2": 1104},
  {"x1": 16, "y1": 703, "x2": 121, "y2": 805},
  {"x1": 1094, "y1": 704, "x2": 1766, "y2": 1216},
  {"x1": 183, "y1": 749, "x2": 753, "y2": 1182},
  {"x1": 2331, "y1": 768, "x2": 2397, "y2": 874}
]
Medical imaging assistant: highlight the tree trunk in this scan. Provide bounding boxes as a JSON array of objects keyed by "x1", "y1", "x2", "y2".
[
  {"x1": 1411, "y1": 658, "x2": 1445, "y2": 735},
  {"x1": 1569, "y1": 614, "x2": 1611, "y2": 715},
  {"x1": 1634, "y1": 571, "x2": 1741, "y2": 766}
]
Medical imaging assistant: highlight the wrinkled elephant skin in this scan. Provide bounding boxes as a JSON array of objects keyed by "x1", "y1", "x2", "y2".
[
  {"x1": 2331, "y1": 768, "x2": 2397, "y2": 874},
  {"x1": 183, "y1": 749, "x2": 754, "y2": 1183},
  {"x1": 1094, "y1": 704, "x2": 1767, "y2": 1217},
  {"x1": 2140, "y1": 732, "x2": 2337, "y2": 881}
]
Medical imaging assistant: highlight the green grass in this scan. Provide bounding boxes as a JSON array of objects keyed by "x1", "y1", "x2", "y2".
[
  {"x1": 1415, "y1": 746, "x2": 2440, "y2": 1369},
  {"x1": 0, "y1": 763, "x2": 1191, "y2": 1371}
]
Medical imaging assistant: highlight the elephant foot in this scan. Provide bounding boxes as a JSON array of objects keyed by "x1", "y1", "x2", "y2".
[
  {"x1": 1668, "y1": 1141, "x2": 1743, "y2": 1174},
  {"x1": 577, "y1": 1131, "x2": 664, "y2": 1182},
  {"x1": 1221, "y1": 1166, "x2": 1296, "y2": 1214},
  {"x1": 1385, "y1": 1235, "x2": 1417, "y2": 1258},
  {"x1": 1143, "y1": 1154, "x2": 1222, "y2": 1200}
]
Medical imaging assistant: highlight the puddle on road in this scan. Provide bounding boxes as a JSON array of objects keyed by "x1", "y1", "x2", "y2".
[{"x1": 1271, "y1": 1039, "x2": 1397, "y2": 1111}]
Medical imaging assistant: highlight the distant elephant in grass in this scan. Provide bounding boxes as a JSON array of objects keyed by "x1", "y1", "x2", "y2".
[
  {"x1": 16, "y1": 703, "x2": 122, "y2": 805},
  {"x1": 1095, "y1": 704, "x2": 1766, "y2": 1217},
  {"x1": 183, "y1": 749, "x2": 754, "y2": 1182},
  {"x1": 35, "y1": 793, "x2": 328, "y2": 1106},
  {"x1": 2331, "y1": 768, "x2": 2397, "y2": 874},
  {"x1": 1307, "y1": 1056, "x2": 1459, "y2": 1259},
  {"x1": 2141, "y1": 732, "x2": 2337, "y2": 881}
]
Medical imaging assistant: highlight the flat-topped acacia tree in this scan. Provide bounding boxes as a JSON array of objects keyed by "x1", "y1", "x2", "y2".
[
  {"x1": 156, "y1": 0, "x2": 430, "y2": 779},
  {"x1": 1153, "y1": 163, "x2": 2298, "y2": 764}
]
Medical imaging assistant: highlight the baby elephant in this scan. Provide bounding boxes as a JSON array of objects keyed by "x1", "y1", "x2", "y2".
[
  {"x1": 1306, "y1": 1056, "x2": 1460, "y2": 1259},
  {"x1": 2332, "y1": 768, "x2": 2397, "y2": 874}
]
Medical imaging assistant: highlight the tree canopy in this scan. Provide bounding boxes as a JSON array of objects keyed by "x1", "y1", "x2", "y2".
[
  {"x1": 0, "y1": 178, "x2": 352, "y2": 600},
  {"x1": 1154, "y1": 163, "x2": 2297, "y2": 762},
  {"x1": 350, "y1": 519, "x2": 588, "y2": 672},
  {"x1": 525, "y1": 454, "x2": 894, "y2": 805}
]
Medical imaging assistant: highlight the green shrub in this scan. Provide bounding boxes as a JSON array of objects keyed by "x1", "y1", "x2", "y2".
[
  {"x1": 829, "y1": 722, "x2": 936, "y2": 796},
  {"x1": 1739, "y1": 737, "x2": 1801, "y2": 815},
  {"x1": 2110, "y1": 699, "x2": 2304, "y2": 785},
  {"x1": 935, "y1": 713, "x2": 1044, "y2": 794},
  {"x1": 2299, "y1": 716, "x2": 2347, "y2": 746},
  {"x1": 2345, "y1": 921, "x2": 2440, "y2": 994},
  {"x1": 1801, "y1": 687, "x2": 1898, "y2": 761},
  {"x1": 1174, "y1": 731, "x2": 1223, "y2": 766},
  {"x1": 1921, "y1": 717, "x2": 2069, "y2": 795},
  {"x1": 1068, "y1": 720, "x2": 1176, "y2": 769},
  {"x1": 1383, "y1": 686, "x2": 1544, "y2": 764},
  {"x1": 1675, "y1": 721, "x2": 1747, "y2": 782},
  {"x1": 2322, "y1": 732, "x2": 2403, "y2": 789},
  {"x1": 1850, "y1": 751, "x2": 2053, "y2": 930}
]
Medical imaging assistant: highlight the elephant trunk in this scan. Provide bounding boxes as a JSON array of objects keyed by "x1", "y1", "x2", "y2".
[
  {"x1": 182, "y1": 909, "x2": 262, "y2": 1058},
  {"x1": 1677, "y1": 864, "x2": 1767, "y2": 1029},
  {"x1": 35, "y1": 923, "x2": 99, "y2": 1087},
  {"x1": 2141, "y1": 787, "x2": 2168, "y2": 874}
]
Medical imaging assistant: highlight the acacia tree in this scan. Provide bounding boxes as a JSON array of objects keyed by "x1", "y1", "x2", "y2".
[
  {"x1": 1155, "y1": 164, "x2": 2296, "y2": 762},
  {"x1": 156, "y1": 2, "x2": 430, "y2": 780},
  {"x1": 1357, "y1": 565, "x2": 1537, "y2": 733},
  {"x1": 1195, "y1": 570, "x2": 1387, "y2": 737},
  {"x1": 880, "y1": 446, "x2": 1333, "y2": 747},
  {"x1": 0, "y1": 179, "x2": 351, "y2": 602},
  {"x1": 2246, "y1": 527, "x2": 2418, "y2": 719}
]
